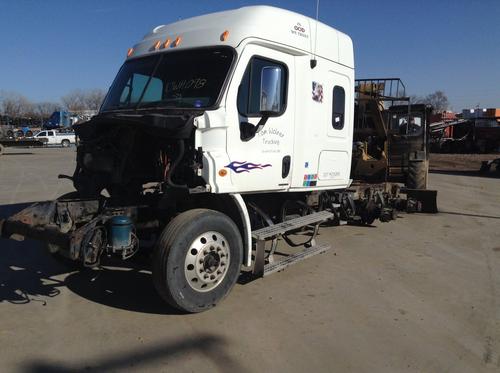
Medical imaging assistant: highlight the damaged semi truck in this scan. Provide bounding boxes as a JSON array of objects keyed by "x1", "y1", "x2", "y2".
[{"x1": 0, "y1": 6, "x2": 435, "y2": 312}]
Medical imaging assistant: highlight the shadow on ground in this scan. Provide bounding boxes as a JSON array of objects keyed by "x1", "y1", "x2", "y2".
[
  {"x1": 1, "y1": 152, "x2": 35, "y2": 156},
  {"x1": 0, "y1": 202, "x2": 181, "y2": 315},
  {"x1": 439, "y1": 210, "x2": 500, "y2": 220},
  {"x1": 430, "y1": 169, "x2": 500, "y2": 179},
  {"x1": 22, "y1": 334, "x2": 248, "y2": 373}
]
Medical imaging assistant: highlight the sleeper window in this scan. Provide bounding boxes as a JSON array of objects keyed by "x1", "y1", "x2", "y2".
[{"x1": 332, "y1": 86, "x2": 345, "y2": 130}]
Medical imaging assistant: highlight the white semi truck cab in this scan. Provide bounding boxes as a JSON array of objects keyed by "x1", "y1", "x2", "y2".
[
  {"x1": 1, "y1": 6, "x2": 424, "y2": 313},
  {"x1": 100, "y1": 5, "x2": 354, "y2": 194}
]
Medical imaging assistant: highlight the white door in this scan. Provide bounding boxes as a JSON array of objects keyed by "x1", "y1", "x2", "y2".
[
  {"x1": 47, "y1": 131, "x2": 56, "y2": 144},
  {"x1": 225, "y1": 44, "x2": 295, "y2": 192}
]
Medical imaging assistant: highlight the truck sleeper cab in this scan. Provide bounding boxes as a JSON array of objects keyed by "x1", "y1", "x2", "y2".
[{"x1": 1, "y1": 6, "x2": 408, "y2": 313}]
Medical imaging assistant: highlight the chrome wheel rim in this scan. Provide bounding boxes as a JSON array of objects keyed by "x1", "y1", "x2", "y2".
[{"x1": 184, "y1": 231, "x2": 230, "y2": 292}]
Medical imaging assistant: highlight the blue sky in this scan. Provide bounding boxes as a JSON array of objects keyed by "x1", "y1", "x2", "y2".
[{"x1": 0, "y1": 0, "x2": 499, "y2": 110}]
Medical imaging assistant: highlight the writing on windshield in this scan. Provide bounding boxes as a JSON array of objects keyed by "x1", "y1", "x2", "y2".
[{"x1": 102, "y1": 47, "x2": 234, "y2": 111}]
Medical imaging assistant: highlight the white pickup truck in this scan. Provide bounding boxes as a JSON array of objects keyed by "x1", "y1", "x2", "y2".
[{"x1": 34, "y1": 130, "x2": 76, "y2": 147}]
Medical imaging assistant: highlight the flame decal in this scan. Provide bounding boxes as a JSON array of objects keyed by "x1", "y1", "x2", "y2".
[{"x1": 225, "y1": 161, "x2": 272, "y2": 173}]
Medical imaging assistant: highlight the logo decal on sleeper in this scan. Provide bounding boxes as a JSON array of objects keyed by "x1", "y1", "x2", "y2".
[
  {"x1": 225, "y1": 161, "x2": 272, "y2": 173},
  {"x1": 303, "y1": 173, "x2": 318, "y2": 187},
  {"x1": 312, "y1": 82, "x2": 323, "y2": 103}
]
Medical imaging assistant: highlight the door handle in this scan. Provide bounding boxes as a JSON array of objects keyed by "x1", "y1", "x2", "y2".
[{"x1": 282, "y1": 156, "x2": 291, "y2": 178}]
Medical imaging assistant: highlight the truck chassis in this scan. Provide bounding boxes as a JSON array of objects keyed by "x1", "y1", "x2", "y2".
[{"x1": 0, "y1": 181, "x2": 436, "y2": 311}]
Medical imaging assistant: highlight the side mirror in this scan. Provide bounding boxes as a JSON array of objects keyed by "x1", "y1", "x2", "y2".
[{"x1": 260, "y1": 66, "x2": 283, "y2": 115}]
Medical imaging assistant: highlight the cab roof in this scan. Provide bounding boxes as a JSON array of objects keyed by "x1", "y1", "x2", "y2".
[{"x1": 129, "y1": 5, "x2": 354, "y2": 68}]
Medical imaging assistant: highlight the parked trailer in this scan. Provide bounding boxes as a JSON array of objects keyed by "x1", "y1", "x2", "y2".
[
  {"x1": 0, "y1": 6, "x2": 436, "y2": 312},
  {"x1": 0, "y1": 127, "x2": 46, "y2": 156},
  {"x1": 1, "y1": 126, "x2": 37, "y2": 138}
]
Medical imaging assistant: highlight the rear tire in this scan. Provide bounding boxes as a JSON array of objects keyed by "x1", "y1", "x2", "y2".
[
  {"x1": 61, "y1": 139, "x2": 70, "y2": 148},
  {"x1": 153, "y1": 209, "x2": 243, "y2": 313},
  {"x1": 407, "y1": 160, "x2": 428, "y2": 189}
]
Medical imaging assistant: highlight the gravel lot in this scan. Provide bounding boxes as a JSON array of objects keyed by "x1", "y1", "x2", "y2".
[{"x1": 1, "y1": 147, "x2": 499, "y2": 372}]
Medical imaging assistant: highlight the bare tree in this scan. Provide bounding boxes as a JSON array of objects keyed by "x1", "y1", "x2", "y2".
[
  {"x1": 61, "y1": 89, "x2": 87, "y2": 112},
  {"x1": 84, "y1": 89, "x2": 106, "y2": 111},
  {"x1": 1, "y1": 92, "x2": 33, "y2": 118},
  {"x1": 411, "y1": 91, "x2": 449, "y2": 112},
  {"x1": 426, "y1": 91, "x2": 449, "y2": 112},
  {"x1": 35, "y1": 102, "x2": 61, "y2": 118},
  {"x1": 62, "y1": 89, "x2": 106, "y2": 113}
]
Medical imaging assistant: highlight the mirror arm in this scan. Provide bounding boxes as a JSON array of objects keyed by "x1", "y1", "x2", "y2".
[
  {"x1": 254, "y1": 114, "x2": 269, "y2": 134},
  {"x1": 239, "y1": 114, "x2": 270, "y2": 142}
]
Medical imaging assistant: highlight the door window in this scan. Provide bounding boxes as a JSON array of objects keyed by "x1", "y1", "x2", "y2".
[{"x1": 237, "y1": 57, "x2": 287, "y2": 117}]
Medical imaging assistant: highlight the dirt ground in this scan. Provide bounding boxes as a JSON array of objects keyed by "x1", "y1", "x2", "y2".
[
  {"x1": 1, "y1": 147, "x2": 500, "y2": 372},
  {"x1": 430, "y1": 153, "x2": 500, "y2": 172}
]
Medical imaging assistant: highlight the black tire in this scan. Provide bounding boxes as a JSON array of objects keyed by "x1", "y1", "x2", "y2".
[
  {"x1": 6, "y1": 130, "x2": 14, "y2": 138},
  {"x1": 25, "y1": 130, "x2": 33, "y2": 137},
  {"x1": 61, "y1": 139, "x2": 70, "y2": 148},
  {"x1": 153, "y1": 209, "x2": 243, "y2": 313},
  {"x1": 0, "y1": 144, "x2": 4, "y2": 156},
  {"x1": 406, "y1": 160, "x2": 428, "y2": 189}
]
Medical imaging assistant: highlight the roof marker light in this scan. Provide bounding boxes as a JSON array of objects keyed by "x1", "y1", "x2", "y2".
[
  {"x1": 127, "y1": 48, "x2": 134, "y2": 57},
  {"x1": 154, "y1": 40, "x2": 161, "y2": 50},
  {"x1": 220, "y1": 30, "x2": 229, "y2": 42},
  {"x1": 163, "y1": 38, "x2": 171, "y2": 48},
  {"x1": 173, "y1": 36, "x2": 182, "y2": 47}
]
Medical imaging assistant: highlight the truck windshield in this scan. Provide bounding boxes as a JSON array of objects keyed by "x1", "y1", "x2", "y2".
[{"x1": 101, "y1": 47, "x2": 234, "y2": 112}]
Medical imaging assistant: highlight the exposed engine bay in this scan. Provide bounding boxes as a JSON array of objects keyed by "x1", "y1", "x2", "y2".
[{"x1": 72, "y1": 112, "x2": 206, "y2": 200}]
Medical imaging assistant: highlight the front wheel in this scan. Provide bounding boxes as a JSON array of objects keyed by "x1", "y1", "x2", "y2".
[
  {"x1": 61, "y1": 139, "x2": 70, "y2": 148},
  {"x1": 153, "y1": 209, "x2": 243, "y2": 313}
]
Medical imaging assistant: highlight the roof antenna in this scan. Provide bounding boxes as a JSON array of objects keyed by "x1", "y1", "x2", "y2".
[{"x1": 310, "y1": 0, "x2": 320, "y2": 69}]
